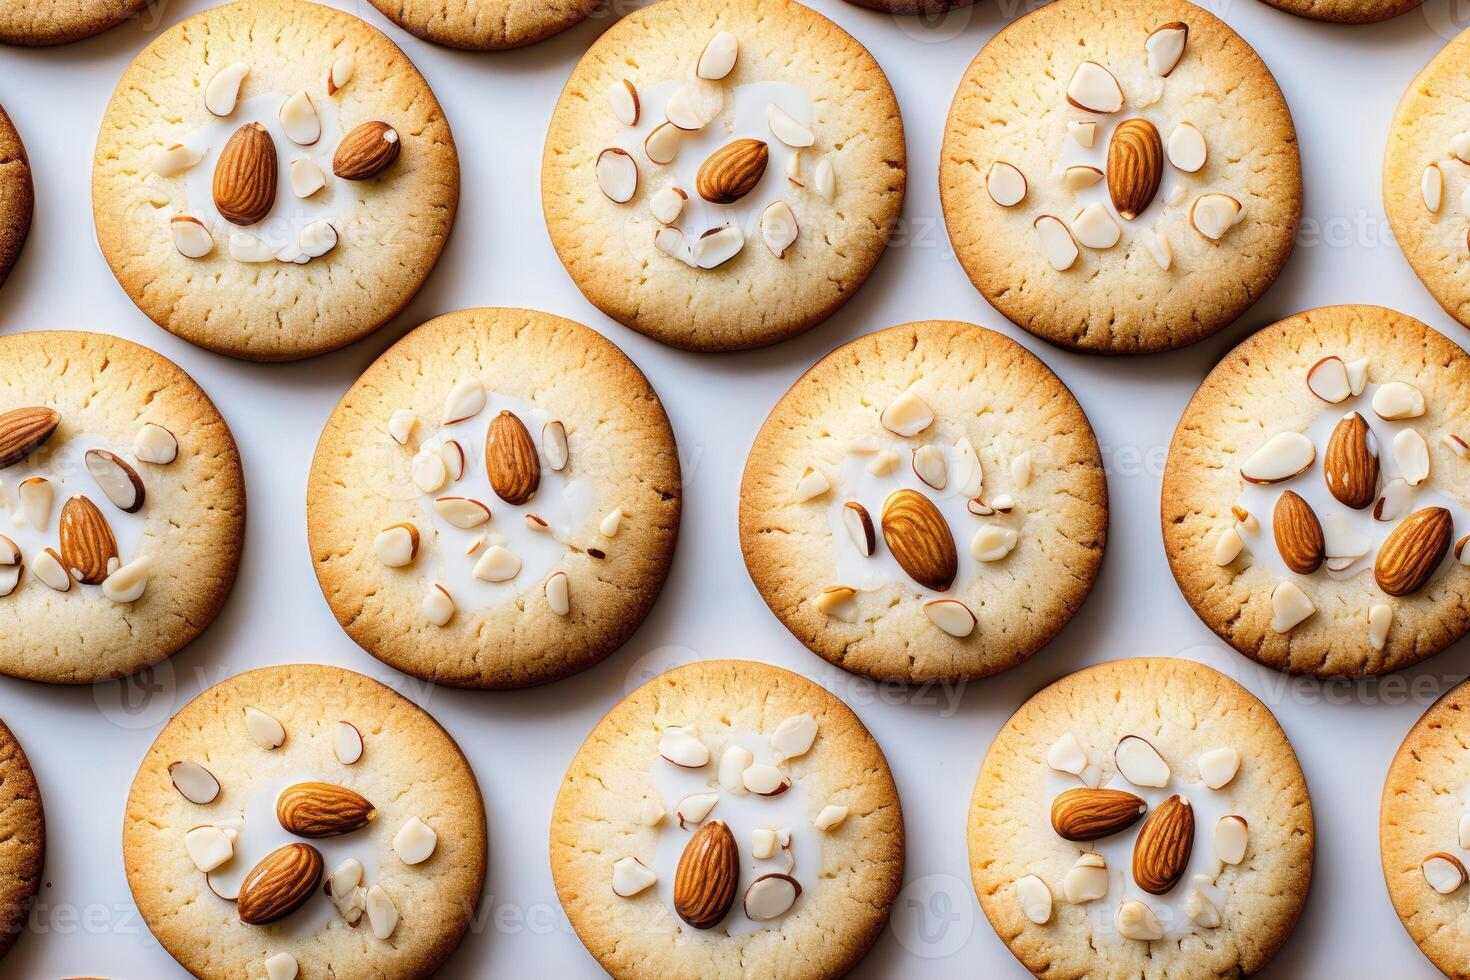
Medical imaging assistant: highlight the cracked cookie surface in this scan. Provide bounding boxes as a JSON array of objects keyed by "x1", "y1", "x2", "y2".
[{"x1": 367, "y1": 0, "x2": 597, "y2": 50}]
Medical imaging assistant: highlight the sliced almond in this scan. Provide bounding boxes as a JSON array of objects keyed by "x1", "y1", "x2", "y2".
[
  {"x1": 953, "y1": 437, "x2": 983, "y2": 498},
  {"x1": 697, "y1": 31, "x2": 739, "y2": 80},
  {"x1": 1240, "y1": 432, "x2": 1314, "y2": 484},
  {"x1": 1214, "y1": 526, "x2": 1243, "y2": 566},
  {"x1": 327, "y1": 52, "x2": 354, "y2": 94},
  {"x1": 881, "y1": 389, "x2": 934, "y2": 437},
  {"x1": 1393, "y1": 428, "x2": 1430, "y2": 486},
  {"x1": 924, "y1": 598, "x2": 976, "y2": 637},
  {"x1": 229, "y1": 232, "x2": 275, "y2": 262},
  {"x1": 86, "y1": 450, "x2": 145, "y2": 513},
  {"x1": 1375, "y1": 478, "x2": 1412, "y2": 521},
  {"x1": 0, "y1": 537, "x2": 20, "y2": 598},
  {"x1": 411, "y1": 448, "x2": 448, "y2": 494},
  {"x1": 1063, "y1": 853, "x2": 1109, "y2": 903},
  {"x1": 373, "y1": 523, "x2": 418, "y2": 567},
  {"x1": 596, "y1": 148, "x2": 638, "y2": 203},
  {"x1": 1115, "y1": 735, "x2": 1170, "y2": 788},
  {"x1": 608, "y1": 78, "x2": 640, "y2": 126},
  {"x1": 692, "y1": 225, "x2": 745, "y2": 269},
  {"x1": 1166, "y1": 122, "x2": 1206, "y2": 173},
  {"x1": 185, "y1": 825, "x2": 235, "y2": 873},
  {"x1": 760, "y1": 200, "x2": 799, "y2": 258},
  {"x1": 441, "y1": 440, "x2": 466, "y2": 480},
  {"x1": 17, "y1": 477, "x2": 51, "y2": 531},
  {"x1": 473, "y1": 545, "x2": 521, "y2": 582},
  {"x1": 1270, "y1": 580, "x2": 1315, "y2": 632},
  {"x1": 1066, "y1": 61, "x2": 1124, "y2": 113},
  {"x1": 1072, "y1": 202, "x2": 1120, "y2": 249},
  {"x1": 645, "y1": 121, "x2": 681, "y2": 165},
  {"x1": 299, "y1": 220, "x2": 337, "y2": 259},
  {"x1": 813, "y1": 157, "x2": 835, "y2": 202},
  {"x1": 1197, "y1": 747, "x2": 1239, "y2": 789},
  {"x1": 744, "y1": 873, "x2": 801, "y2": 920},
  {"x1": 1442, "y1": 432, "x2": 1469, "y2": 458},
  {"x1": 1061, "y1": 165, "x2": 1102, "y2": 191},
  {"x1": 970, "y1": 525, "x2": 1017, "y2": 562},
  {"x1": 422, "y1": 584, "x2": 454, "y2": 626},
  {"x1": 1011, "y1": 451, "x2": 1034, "y2": 489},
  {"x1": 867, "y1": 450, "x2": 899, "y2": 476},
  {"x1": 742, "y1": 763, "x2": 791, "y2": 796},
  {"x1": 912, "y1": 444, "x2": 947, "y2": 490},
  {"x1": 638, "y1": 799, "x2": 665, "y2": 827},
  {"x1": 659, "y1": 728, "x2": 709, "y2": 768},
  {"x1": 1368, "y1": 603, "x2": 1392, "y2": 651},
  {"x1": 151, "y1": 143, "x2": 203, "y2": 177},
  {"x1": 1047, "y1": 733, "x2": 1087, "y2": 776},
  {"x1": 433, "y1": 496, "x2": 491, "y2": 529},
  {"x1": 676, "y1": 791, "x2": 719, "y2": 828},
  {"x1": 365, "y1": 884, "x2": 397, "y2": 940},
  {"x1": 442, "y1": 379, "x2": 486, "y2": 424},
  {"x1": 171, "y1": 215, "x2": 214, "y2": 258},
  {"x1": 546, "y1": 571, "x2": 570, "y2": 616},
  {"x1": 719, "y1": 745, "x2": 753, "y2": 794},
  {"x1": 843, "y1": 502, "x2": 875, "y2": 556},
  {"x1": 771, "y1": 714, "x2": 817, "y2": 759},
  {"x1": 814, "y1": 585, "x2": 858, "y2": 622},
  {"x1": 1146, "y1": 22, "x2": 1188, "y2": 76},
  {"x1": 1117, "y1": 900, "x2": 1164, "y2": 941},
  {"x1": 612, "y1": 856, "x2": 657, "y2": 897},
  {"x1": 1216, "y1": 815, "x2": 1248, "y2": 865},
  {"x1": 600, "y1": 508, "x2": 623, "y2": 537},
  {"x1": 1067, "y1": 121, "x2": 1097, "y2": 148},
  {"x1": 767, "y1": 104, "x2": 814, "y2": 148},
  {"x1": 243, "y1": 706, "x2": 286, "y2": 749},
  {"x1": 1372, "y1": 381, "x2": 1425, "y2": 420},
  {"x1": 1424, "y1": 162, "x2": 1444, "y2": 214},
  {"x1": 542, "y1": 420, "x2": 569, "y2": 472},
  {"x1": 1016, "y1": 875, "x2": 1052, "y2": 925},
  {"x1": 650, "y1": 186, "x2": 687, "y2": 224},
  {"x1": 1424, "y1": 853, "x2": 1467, "y2": 894},
  {"x1": 170, "y1": 760, "x2": 220, "y2": 804},
  {"x1": 986, "y1": 162, "x2": 1027, "y2": 207},
  {"x1": 665, "y1": 82, "x2": 720, "y2": 131},
  {"x1": 32, "y1": 548, "x2": 70, "y2": 592},
  {"x1": 1184, "y1": 876, "x2": 1221, "y2": 928},
  {"x1": 279, "y1": 91, "x2": 321, "y2": 145},
  {"x1": 792, "y1": 466, "x2": 829, "y2": 503},
  {"x1": 1034, "y1": 215, "x2": 1079, "y2": 271},
  {"x1": 332, "y1": 721, "x2": 364, "y2": 765},
  {"x1": 205, "y1": 61, "x2": 250, "y2": 116},
  {"x1": 393, "y1": 817, "x2": 437, "y2": 865},
  {"x1": 1306, "y1": 356, "x2": 1351, "y2": 403},
  {"x1": 1190, "y1": 193, "x2": 1243, "y2": 241},
  {"x1": 1346, "y1": 357, "x2": 1370, "y2": 395}
]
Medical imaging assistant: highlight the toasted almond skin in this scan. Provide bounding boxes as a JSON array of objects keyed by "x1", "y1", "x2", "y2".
[
  {"x1": 213, "y1": 123, "x2": 277, "y2": 225},
  {"x1": 1107, "y1": 119, "x2": 1163, "y2": 220},
  {"x1": 0, "y1": 407, "x2": 60, "y2": 469},
  {"x1": 87, "y1": 449, "x2": 146, "y2": 513},
  {"x1": 674, "y1": 819, "x2": 738, "y2": 929},
  {"x1": 485, "y1": 410, "x2": 541, "y2": 505},
  {"x1": 59, "y1": 495, "x2": 118, "y2": 585},
  {"x1": 1050, "y1": 787, "x2": 1147, "y2": 841},
  {"x1": 881, "y1": 489, "x2": 957, "y2": 592},
  {"x1": 333, "y1": 121, "x2": 400, "y2": 180},
  {"x1": 275, "y1": 781, "x2": 377, "y2": 838},
  {"x1": 1323, "y1": 412, "x2": 1378, "y2": 510},
  {"x1": 1376, "y1": 507, "x2": 1453, "y2": 597},
  {"x1": 237, "y1": 842, "x2": 324, "y2": 924},
  {"x1": 1131, "y1": 794, "x2": 1194, "y2": 894},
  {"x1": 1273, "y1": 491, "x2": 1324, "y2": 575},
  {"x1": 696, "y1": 138, "x2": 769, "y2": 205}
]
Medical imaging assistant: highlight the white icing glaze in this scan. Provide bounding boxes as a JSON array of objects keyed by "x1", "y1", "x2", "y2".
[
  {"x1": 170, "y1": 92, "x2": 351, "y2": 258},
  {"x1": 0, "y1": 433, "x2": 147, "y2": 593},
  {"x1": 410, "y1": 391, "x2": 592, "y2": 609},
  {"x1": 1235, "y1": 381, "x2": 1467, "y2": 583},
  {"x1": 650, "y1": 729, "x2": 817, "y2": 937}
]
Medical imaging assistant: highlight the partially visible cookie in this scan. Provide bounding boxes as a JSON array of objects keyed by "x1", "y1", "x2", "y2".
[
  {"x1": 1385, "y1": 27, "x2": 1470, "y2": 330},
  {"x1": 0, "y1": 717, "x2": 43, "y2": 964},
  {"x1": 0, "y1": 0, "x2": 143, "y2": 45},
  {"x1": 307, "y1": 308, "x2": 681, "y2": 688},
  {"x1": 844, "y1": 0, "x2": 974, "y2": 11},
  {"x1": 1382, "y1": 678, "x2": 1470, "y2": 976},
  {"x1": 0, "y1": 106, "x2": 32, "y2": 292},
  {"x1": 124, "y1": 664, "x2": 487, "y2": 980},
  {"x1": 970, "y1": 658, "x2": 1313, "y2": 978},
  {"x1": 542, "y1": 0, "x2": 906, "y2": 351},
  {"x1": 92, "y1": 0, "x2": 458, "y2": 361},
  {"x1": 551, "y1": 659, "x2": 904, "y2": 979},
  {"x1": 0, "y1": 331, "x2": 245, "y2": 683},
  {"x1": 940, "y1": 0, "x2": 1301, "y2": 353},
  {"x1": 1262, "y1": 0, "x2": 1420, "y2": 22},
  {"x1": 367, "y1": 0, "x2": 597, "y2": 50},
  {"x1": 1163, "y1": 305, "x2": 1470, "y2": 676},
  {"x1": 739, "y1": 320, "x2": 1107, "y2": 683}
]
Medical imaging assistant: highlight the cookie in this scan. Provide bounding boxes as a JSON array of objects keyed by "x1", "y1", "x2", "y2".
[
  {"x1": 1384, "y1": 27, "x2": 1470, "y2": 331},
  {"x1": 307, "y1": 308, "x2": 681, "y2": 688},
  {"x1": 739, "y1": 320, "x2": 1107, "y2": 683},
  {"x1": 939, "y1": 0, "x2": 1301, "y2": 353},
  {"x1": 367, "y1": 0, "x2": 597, "y2": 50},
  {"x1": 844, "y1": 0, "x2": 974, "y2": 11},
  {"x1": 0, "y1": 105, "x2": 32, "y2": 292},
  {"x1": 124, "y1": 664, "x2": 486, "y2": 980},
  {"x1": 0, "y1": 331, "x2": 245, "y2": 684},
  {"x1": 970, "y1": 658, "x2": 1312, "y2": 978},
  {"x1": 1262, "y1": 0, "x2": 1420, "y2": 22},
  {"x1": 0, "y1": 0, "x2": 143, "y2": 45},
  {"x1": 1163, "y1": 305, "x2": 1470, "y2": 676},
  {"x1": 0, "y1": 717, "x2": 43, "y2": 963},
  {"x1": 1381, "y1": 677, "x2": 1470, "y2": 976},
  {"x1": 542, "y1": 0, "x2": 906, "y2": 351},
  {"x1": 551, "y1": 659, "x2": 903, "y2": 979},
  {"x1": 92, "y1": 0, "x2": 459, "y2": 361}
]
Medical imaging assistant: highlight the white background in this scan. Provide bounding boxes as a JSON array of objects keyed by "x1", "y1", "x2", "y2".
[{"x1": 0, "y1": 0, "x2": 1464, "y2": 975}]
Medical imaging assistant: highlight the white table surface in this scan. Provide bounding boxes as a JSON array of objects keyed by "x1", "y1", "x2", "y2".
[{"x1": 0, "y1": 0, "x2": 1466, "y2": 975}]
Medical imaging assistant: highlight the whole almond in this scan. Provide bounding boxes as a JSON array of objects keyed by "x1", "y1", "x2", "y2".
[
  {"x1": 1376, "y1": 507, "x2": 1452, "y2": 597},
  {"x1": 0, "y1": 407, "x2": 60, "y2": 469},
  {"x1": 1050, "y1": 787, "x2": 1148, "y2": 841},
  {"x1": 334, "y1": 121, "x2": 401, "y2": 180},
  {"x1": 213, "y1": 123, "x2": 277, "y2": 225},
  {"x1": 1107, "y1": 118, "x2": 1163, "y2": 220},
  {"x1": 696, "y1": 138, "x2": 769, "y2": 204},
  {"x1": 275, "y1": 781, "x2": 377, "y2": 838},
  {"x1": 59, "y1": 495, "x2": 118, "y2": 585},
  {"x1": 1273, "y1": 490, "x2": 1324, "y2": 575},
  {"x1": 1132, "y1": 794, "x2": 1194, "y2": 894},
  {"x1": 674, "y1": 818, "x2": 738, "y2": 929},
  {"x1": 1323, "y1": 411, "x2": 1379, "y2": 510},
  {"x1": 881, "y1": 489, "x2": 957, "y2": 592},
  {"x1": 485, "y1": 410, "x2": 541, "y2": 505},
  {"x1": 237, "y1": 842, "x2": 324, "y2": 924}
]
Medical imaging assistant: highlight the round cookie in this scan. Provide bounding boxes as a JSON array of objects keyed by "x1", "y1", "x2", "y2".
[
  {"x1": 542, "y1": 0, "x2": 906, "y2": 351},
  {"x1": 0, "y1": 0, "x2": 143, "y2": 45},
  {"x1": 1381, "y1": 677, "x2": 1470, "y2": 976},
  {"x1": 1262, "y1": 0, "x2": 1420, "y2": 22},
  {"x1": 92, "y1": 0, "x2": 459, "y2": 361},
  {"x1": 970, "y1": 658, "x2": 1313, "y2": 978},
  {"x1": 551, "y1": 659, "x2": 903, "y2": 979},
  {"x1": 0, "y1": 106, "x2": 31, "y2": 292},
  {"x1": 1384, "y1": 27, "x2": 1470, "y2": 331},
  {"x1": 124, "y1": 664, "x2": 486, "y2": 980},
  {"x1": 0, "y1": 717, "x2": 43, "y2": 963},
  {"x1": 940, "y1": 0, "x2": 1301, "y2": 354},
  {"x1": 739, "y1": 320, "x2": 1107, "y2": 683},
  {"x1": 0, "y1": 331, "x2": 245, "y2": 684},
  {"x1": 307, "y1": 308, "x2": 681, "y2": 688},
  {"x1": 844, "y1": 0, "x2": 973, "y2": 11},
  {"x1": 1163, "y1": 305, "x2": 1470, "y2": 676},
  {"x1": 367, "y1": 0, "x2": 597, "y2": 50}
]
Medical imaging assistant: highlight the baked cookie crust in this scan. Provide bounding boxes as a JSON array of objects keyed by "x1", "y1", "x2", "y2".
[
  {"x1": 551, "y1": 659, "x2": 904, "y2": 979},
  {"x1": 0, "y1": 105, "x2": 32, "y2": 292},
  {"x1": 308, "y1": 308, "x2": 681, "y2": 688},
  {"x1": 1163, "y1": 305, "x2": 1470, "y2": 676},
  {"x1": 740, "y1": 320, "x2": 1107, "y2": 683},
  {"x1": 0, "y1": 0, "x2": 144, "y2": 45},
  {"x1": 0, "y1": 717, "x2": 43, "y2": 964},
  {"x1": 1262, "y1": 0, "x2": 1421, "y2": 22},
  {"x1": 970, "y1": 658, "x2": 1313, "y2": 978},
  {"x1": 92, "y1": 0, "x2": 459, "y2": 361},
  {"x1": 542, "y1": 0, "x2": 906, "y2": 351},
  {"x1": 940, "y1": 0, "x2": 1301, "y2": 353},
  {"x1": 367, "y1": 0, "x2": 597, "y2": 50}
]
